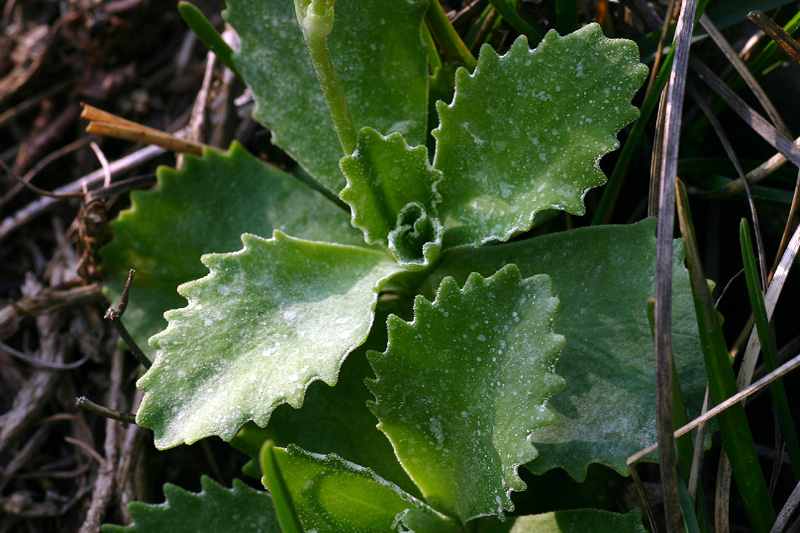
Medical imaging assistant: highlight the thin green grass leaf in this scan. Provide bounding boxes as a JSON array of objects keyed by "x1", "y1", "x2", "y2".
[
  {"x1": 426, "y1": 0, "x2": 477, "y2": 70},
  {"x1": 740, "y1": 218, "x2": 800, "y2": 480},
  {"x1": 679, "y1": 475, "x2": 702, "y2": 533},
  {"x1": 676, "y1": 179, "x2": 775, "y2": 532},
  {"x1": 486, "y1": 0, "x2": 543, "y2": 44},
  {"x1": 554, "y1": 0, "x2": 578, "y2": 34},
  {"x1": 178, "y1": 2, "x2": 242, "y2": 79}
]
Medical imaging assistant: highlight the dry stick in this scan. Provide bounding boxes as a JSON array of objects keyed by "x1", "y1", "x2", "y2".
[
  {"x1": 469, "y1": 8, "x2": 498, "y2": 56},
  {"x1": 748, "y1": 11, "x2": 800, "y2": 65},
  {"x1": 629, "y1": 351, "x2": 800, "y2": 462},
  {"x1": 690, "y1": 59, "x2": 800, "y2": 168},
  {"x1": 699, "y1": 14, "x2": 791, "y2": 137},
  {"x1": 0, "y1": 155, "x2": 83, "y2": 199},
  {"x1": 0, "y1": 425, "x2": 50, "y2": 493},
  {"x1": 627, "y1": 351, "x2": 800, "y2": 529},
  {"x1": 0, "y1": 80, "x2": 72, "y2": 129},
  {"x1": 687, "y1": 388, "x2": 711, "y2": 502},
  {"x1": 178, "y1": 45, "x2": 218, "y2": 169},
  {"x1": 653, "y1": 0, "x2": 699, "y2": 528},
  {"x1": 688, "y1": 84, "x2": 769, "y2": 286},
  {"x1": 75, "y1": 397, "x2": 136, "y2": 425},
  {"x1": 80, "y1": 104, "x2": 208, "y2": 156},
  {"x1": 695, "y1": 135, "x2": 800, "y2": 199},
  {"x1": 105, "y1": 269, "x2": 150, "y2": 369},
  {"x1": 645, "y1": 0, "x2": 677, "y2": 99},
  {"x1": 700, "y1": 10, "x2": 800, "y2": 306},
  {"x1": 0, "y1": 338, "x2": 90, "y2": 370},
  {"x1": 89, "y1": 141, "x2": 112, "y2": 188},
  {"x1": 117, "y1": 390, "x2": 145, "y2": 525},
  {"x1": 737, "y1": 220, "x2": 800, "y2": 390},
  {"x1": 773, "y1": 481, "x2": 800, "y2": 532},
  {"x1": 0, "y1": 284, "x2": 102, "y2": 331},
  {"x1": 0, "y1": 143, "x2": 166, "y2": 242},
  {"x1": 716, "y1": 453, "x2": 733, "y2": 533},
  {"x1": 0, "y1": 279, "x2": 68, "y2": 456},
  {"x1": 0, "y1": 136, "x2": 97, "y2": 208},
  {"x1": 79, "y1": 347, "x2": 124, "y2": 533}
]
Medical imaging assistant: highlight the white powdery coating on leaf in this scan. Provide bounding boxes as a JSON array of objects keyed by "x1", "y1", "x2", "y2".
[
  {"x1": 368, "y1": 265, "x2": 565, "y2": 522},
  {"x1": 432, "y1": 24, "x2": 648, "y2": 246},
  {"x1": 137, "y1": 232, "x2": 401, "y2": 449}
]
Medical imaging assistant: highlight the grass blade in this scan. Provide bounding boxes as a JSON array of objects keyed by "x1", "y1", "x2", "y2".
[
  {"x1": 740, "y1": 218, "x2": 800, "y2": 481},
  {"x1": 178, "y1": 2, "x2": 242, "y2": 80},
  {"x1": 486, "y1": 0, "x2": 543, "y2": 43},
  {"x1": 425, "y1": 0, "x2": 477, "y2": 70},
  {"x1": 676, "y1": 179, "x2": 775, "y2": 532}
]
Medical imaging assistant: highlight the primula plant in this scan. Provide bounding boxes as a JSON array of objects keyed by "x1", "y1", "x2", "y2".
[{"x1": 100, "y1": 0, "x2": 710, "y2": 531}]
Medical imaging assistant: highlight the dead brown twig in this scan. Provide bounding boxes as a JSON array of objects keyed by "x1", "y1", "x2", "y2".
[{"x1": 81, "y1": 103, "x2": 208, "y2": 156}]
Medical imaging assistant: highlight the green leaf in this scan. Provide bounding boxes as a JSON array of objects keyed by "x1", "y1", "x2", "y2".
[
  {"x1": 178, "y1": 2, "x2": 242, "y2": 79},
  {"x1": 225, "y1": 0, "x2": 429, "y2": 195},
  {"x1": 101, "y1": 142, "x2": 365, "y2": 360},
  {"x1": 273, "y1": 446, "x2": 457, "y2": 532},
  {"x1": 230, "y1": 325, "x2": 419, "y2": 497},
  {"x1": 419, "y1": 219, "x2": 708, "y2": 479},
  {"x1": 432, "y1": 24, "x2": 648, "y2": 246},
  {"x1": 101, "y1": 477, "x2": 278, "y2": 532},
  {"x1": 136, "y1": 232, "x2": 402, "y2": 449},
  {"x1": 260, "y1": 441, "x2": 303, "y2": 533},
  {"x1": 473, "y1": 508, "x2": 647, "y2": 533},
  {"x1": 368, "y1": 265, "x2": 565, "y2": 522},
  {"x1": 340, "y1": 127, "x2": 444, "y2": 269}
]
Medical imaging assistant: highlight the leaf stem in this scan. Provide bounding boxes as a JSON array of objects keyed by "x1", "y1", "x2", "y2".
[{"x1": 294, "y1": 0, "x2": 357, "y2": 155}]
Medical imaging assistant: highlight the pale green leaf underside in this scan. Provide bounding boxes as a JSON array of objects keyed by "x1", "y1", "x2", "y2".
[
  {"x1": 340, "y1": 127, "x2": 443, "y2": 269},
  {"x1": 100, "y1": 143, "x2": 363, "y2": 360},
  {"x1": 420, "y1": 219, "x2": 707, "y2": 479},
  {"x1": 273, "y1": 446, "x2": 457, "y2": 533},
  {"x1": 433, "y1": 24, "x2": 648, "y2": 246},
  {"x1": 225, "y1": 0, "x2": 429, "y2": 194},
  {"x1": 136, "y1": 232, "x2": 402, "y2": 449},
  {"x1": 369, "y1": 265, "x2": 565, "y2": 522},
  {"x1": 101, "y1": 477, "x2": 278, "y2": 533},
  {"x1": 473, "y1": 508, "x2": 646, "y2": 533}
]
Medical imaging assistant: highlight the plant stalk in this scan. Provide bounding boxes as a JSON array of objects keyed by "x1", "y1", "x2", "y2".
[{"x1": 294, "y1": 0, "x2": 357, "y2": 155}]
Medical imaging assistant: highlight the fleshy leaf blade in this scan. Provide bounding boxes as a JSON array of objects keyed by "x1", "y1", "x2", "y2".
[
  {"x1": 433, "y1": 24, "x2": 648, "y2": 246},
  {"x1": 340, "y1": 127, "x2": 444, "y2": 269},
  {"x1": 101, "y1": 142, "x2": 364, "y2": 360},
  {"x1": 368, "y1": 265, "x2": 565, "y2": 522},
  {"x1": 473, "y1": 508, "x2": 647, "y2": 533},
  {"x1": 230, "y1": 326, "x2": 420, "y2": 497},
  {"x1": 225, "y1": 0, "x2": 429, "y2": 194},
  {"x1": 273, "y1": 446, "x2": 458, "y2": 532},
  {"x1": 419, "y1": 219, "x2": 708, "y2": 479},
  {"x1": 136, "y1": 232, "x2": 402, "y2": 449},
  {"x1": 101, "y1": 477, "x2": 278, "y2": 532}
]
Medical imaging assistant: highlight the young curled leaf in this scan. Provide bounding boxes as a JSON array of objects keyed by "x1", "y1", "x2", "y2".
[{"x1": 340, "y1": 127, "x2": 443, "y2": 269}]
